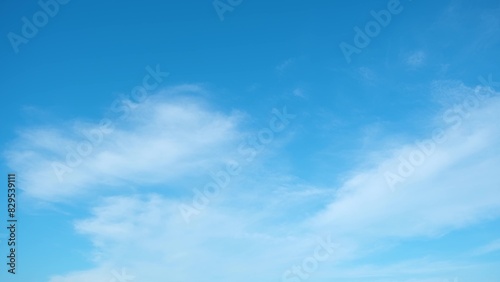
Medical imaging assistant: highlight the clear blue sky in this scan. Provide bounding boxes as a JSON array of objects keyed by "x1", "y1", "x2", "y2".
[{"x1": 1, "y1": 0, "x2": 500, "y2": 281}]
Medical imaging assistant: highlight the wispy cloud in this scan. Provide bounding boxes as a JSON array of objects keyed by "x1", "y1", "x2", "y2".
[
  {"x1": 5, "y1": 87, "x2": 244, "y2": 202},
  {"x1": 293, "y1": 88, "x2": 306, "y2": 98},
  {"x1": 473, "y1": 239, "x2": 500, "y2": 256},
  {"x1": 276, "y1": 58, "x2": 295, "y2": 73},
  {"x1": 406, "y1": 51, "x2": 426, "y2": 68},
  {"x1": 46, "y1": 82, "x2": 500, "y2": 281},
  {"x1": 311, "y1": 84, "x2": 500, "y2": 241},
  {"x1": 358, "y1": 66, "x2": 377, "y2": 83}
]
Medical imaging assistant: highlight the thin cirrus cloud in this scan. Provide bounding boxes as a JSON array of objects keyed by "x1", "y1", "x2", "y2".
[
  {"x1": 4, "y1": 86, "x2": 245, "y2": 202},
  {"x1": 310, "y1": 83, "x2": 500, "y2": 240},
  {"x1": 472, "y1": 239, "x2": 500, "y2": 256},
  {"x1": 45, "y1": 82, "x2": 500, "y2": 281},
  {"x1": 54, "y1": 194, "x2": 320, "y2": 281}
]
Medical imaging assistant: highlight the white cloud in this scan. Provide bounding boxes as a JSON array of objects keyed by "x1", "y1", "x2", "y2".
[
  {"x1": 5, "y1": 87, "x2": 244, "y2": 201},
  {"x1": 276, "y1": 58, "x2": 295, "y2": 73},
  {"x1": 51, "y1": 194, "x2": 326, "y2": 282},
  {"x1": 406, "y1": 51, "x2": 426, "y2": 67},
  {"x1": 310, "y1": 84, "x2": 500, "y2": 241},
  {"x1": 293, "y1": 88, "x2": 305, "y2": 98},
  {"x1": 473, "y1": 239, "x2": 500, "y2": 256},
  {"x1": 18, "y1": 82, "x2": 500, "y2": 281}
]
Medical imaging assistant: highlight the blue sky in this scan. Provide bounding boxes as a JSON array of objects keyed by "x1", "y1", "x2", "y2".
[{"x1": 1, "y1": 0, "x2": 500, "y2": 281}]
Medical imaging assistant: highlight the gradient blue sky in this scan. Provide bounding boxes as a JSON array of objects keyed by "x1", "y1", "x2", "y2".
[{"x1": 1, "y1": 0, "x2": 500, "y2": 281}]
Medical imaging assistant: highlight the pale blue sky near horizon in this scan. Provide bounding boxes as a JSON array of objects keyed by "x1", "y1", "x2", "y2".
[{"x1": 1, "y1": 0, "x2": 500, "y2": 281}]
